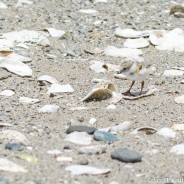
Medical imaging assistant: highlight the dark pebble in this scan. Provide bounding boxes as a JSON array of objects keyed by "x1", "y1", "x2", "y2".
[
  {"x1": 66, "y1": 125, "x2": 97, "y2": 134},
  {"x1": 5, "y1": 143, "x2": 24, "y2": 151},
  {"x1": 93, "y1": 130, "x2": 118, "y2": 143},
  {"x1": 111, "y1": 148, "x2": 142, "y2": 163}
]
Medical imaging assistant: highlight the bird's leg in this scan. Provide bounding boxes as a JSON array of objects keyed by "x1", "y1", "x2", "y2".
[
  {"x1": 122, "y1": 81, "x2": 135, "y2": 96},
  {"x1": 139, "y1": 81, "x2": 144, "y2": 95}
]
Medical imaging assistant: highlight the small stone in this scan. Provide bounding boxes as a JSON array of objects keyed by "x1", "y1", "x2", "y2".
[
  {"x1": 111, "y1": 148, "x2": 142, "y2": 163},
  {"x1": 5, "y1": 143, "x2": 24, "y2": 151},
  {"x1": 77, "y1": 116, "x2": 84, "y2": 122},
  {"x1": 93, "y1": 130, "x2": 118, "y2": 143},
  {"x1": 174, "y1": 95, "x2": 184, "y2": 104},
  {"x1": 0, "y1": 69, "x2": 11, "y2": 80},
  {"x1": 65, "y1": 50, "x2": 76, "y2": 57},
  {"x1": 157, "y1": 127, "x2": 176, "y2": 138},
  {"x1": 0, "y1": 177, "x2": 9, "y2": 184},
  {"x1": 66, "y1": 126, "x2": 97, "y2": 134},
  {"x1": 89, "y1": 118, "x2": 97, "y2": 125},
  {"x1": 65, "y1": 132, "x2": 92, "y2": 145},
  {"x1": 56, "y1": 156, "x2": 72, "y2": 162},
  {"x1": 106, "y1": 104, "x2": 116, "y2": 110},
  {"x1": 78, "y1": 145, "x2": 106, "y2": 155}
]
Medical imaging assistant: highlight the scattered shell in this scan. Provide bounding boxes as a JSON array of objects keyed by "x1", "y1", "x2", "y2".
[
  {"x1": 79, "y1": 9, "x2": 97, "y2": 14},
  {"x1": 0, "y1": 130, "x2": 29, "y2": 145},
  {"x1": 149, "y1": 30, "x2": 167, "y2": 46},
  {"x1": 89, "y1": 118, "x2": 97, "y2": 125},
  {"x1": 4, "y1": 53, "x2": 32, "y2": 63},
  {"x1": 172, "y1": 66, "x2": 184, "y2": 71},
  {"x1": 163, "y1": 69, "x2": 184, "y2": 76},
  {"x1": 174, "y1": 95, "x2": 184, "y2": 104},
  {"x1": 89, "y1": 60, "x2": 106, "y2": 74},
  {"x1": 37, "y1": 75, "x2": 59, "y2": 84},
  {"x1": 78, "y1": 145, "x2": 106, "y2": 155},
  {"x1": 65, "y1": 165, "x2": 111, "y2": 175},
  {"x1": 132, "y1": 126, "x2": 157, "y2": 135},
  {"x1": 38, "y1": 105, "x2": 60, "y2": 113},
  {"x1": 0, "y1": 59, "x2": 32, "y2": 77},
  {"x1": 170, "y1": 144, "x2": 184, "y2": 154},
  {"x1": 123, "y1": 38, "x2": 149, "y2": 49},
  {"x1": 93, "y1": 0, "x2": 108, "y2": 3},
  {"x1": 84, "y1": 47, "x2": 103, "y2": 55},
  {"x1": 106, "y1": 104, "x2": 117, "y2": 110},
  {"x1": 172, "y1": 124, "x2": 184, "y2": 131},
  {"x1": 102, "y1": 63, "x2": 121, "y2": 72},
  {"x1": 47, "y1": 150, "x2": 61, "y2": 155},
  {"x1": 0, "y1": 90, "x2": 15, "y2": 96},
  {"x1": 56, "y1": 157, "x2": 72, "y2": 162},
  {"x1": 3, "y1": 30, "x2": 50, "y2": 46},
  {"x1": 82, "y1": 81, "x2": 116, "y2": 102},
  {"x1": 109, "y1": 121, "x2": 132, "y2": 133},
  {"x1": 19, "y1": 97, "x2": 40, "y2": 104},
  {"x1": 0, "y1": 2, "x2": 7, "y2": 9},
  {"x1": 43, "y1": 28, "x2": 65, "y2": 37},
  {"x1": 157, "y1": 127, "x2": 176, "y2": 138},
  {"x1": 155, "y1": 28, "x2": 184, "y2": 52},
  {"x1": 65, "y1": 132, "x2": 92, "y2": 145},
  {"x1": 115, "y1": 28, "x2": 153, "y2": 38},
  {"x1": 104, "y1": 46, "x2": 143, "y2": 58},
  {"x1": 0, "y1": 158, "x2": 27, "y2": 173},
  {"x1": 0, "y1": 69, "x2": 11, "y2": 80},
  {"x1": 0, "y1": 39, "x2": 13, "y2": 51},
  {"x1": 47, "y1": 84, "x2": 74, "y2": 94},
  {"x1": 16, "y1": 0, "x2": 33, "y2": 7},
  {"x1": 17, "y1": 154, "x2": 37, "y2": 164}
]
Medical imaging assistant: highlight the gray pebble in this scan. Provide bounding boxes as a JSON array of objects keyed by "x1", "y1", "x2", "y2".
[
  {"x1": 66, "y1": 125, "x2": 97, "y2": 134},
  {"x1": 0, "y1": 177, "x2": 9, "y2": 184},
  {"x1": 5, "y1": 143, "x2": 24, "y2": 151},
  {"x1": 111, "y1": 148, "x2": 142, "y2": 163},
  {"x1": 93, "y1": 130, "x2": 118, "y2": 143}
]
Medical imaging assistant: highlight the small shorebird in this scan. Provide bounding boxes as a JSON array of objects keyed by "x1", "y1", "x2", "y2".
[{"x1": 117, "y1": 61, "x2": 155, "y2": 96}]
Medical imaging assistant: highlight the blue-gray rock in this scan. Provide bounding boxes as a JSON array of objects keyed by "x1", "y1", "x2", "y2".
[
  {"x1": 5, "y1": 143, "x2": 24, "y2": 151},
  {"x1": 66, "y1": 125, "x2": 97, "y2": 134},
  {"x1": 111, "y1": 148, "x2": 142, "y2": 163},
  {"x1": 93, "y1": 130, "x2": 118, "y2": 143},
  {"x1": 0, "y1": 177, "x2": 9, "y2": 184}
]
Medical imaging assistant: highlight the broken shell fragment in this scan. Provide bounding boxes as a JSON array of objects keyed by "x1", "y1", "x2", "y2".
[
  {"x1": 37, "y1": 75, "x2": 59, "y2": 84},
  {"x1": 123, "y1": 38, "x2": 149, "y2": 49},
  {"x1": 43, "y1": 28, "x2": 65, "y2": 37}
]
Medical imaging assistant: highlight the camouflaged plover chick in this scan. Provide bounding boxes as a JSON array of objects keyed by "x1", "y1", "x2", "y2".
[{"x1": 117, "y1": 61, "x2": 156, "y2": 96}]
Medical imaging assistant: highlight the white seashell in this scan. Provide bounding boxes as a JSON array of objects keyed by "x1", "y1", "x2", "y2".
[
  {"x1": 65, "y1": 132, "x2": 92, "y2": 146},
  {"x1": 0, "y1": 130, "x2": 29, "y2": 145},
  {"x1": 0, "y1": 59, "x2": 32, "y2": 77},
  {"x1": 155, "y1": 28, "x2": 184, "y2": 52},
  {"x1": 3, "y1": 30, "x2": 50, "y2": 46},
  {"x1": 115, "y1": 28, "x2": 153, "y2": 38},
  {"x1": 0, "y1": 90, "x2": 15, "y2": 96},
  {"x1": 123, "y1": 38, "x2": 149, "y2": 49},
  {"x1": 43, "y1": 28, "x2": 65, "y2": 37},
  {"x1": 0, "y1": 39, "x2": 13, "y2": 51},
  {"x1": 19, "y1": 97, "x2": 40, "y2": 104},
  {"x1": 89, "y1": 118, "x2": 97, "y2": 125},
  {"x1": 104, "y1": 46, "x2": 143, "y2": 58},
  {"x1": 149, "y1": 30, "x2": 167, "y2": 46},
  {"x1": 78, "y1": 145, "x2": 106, "y2": 154},
  {"x1": 109, "y1": 121, "x2": 132, "y2": 133},
  {"x1": 172, "y1": 124, "x2": 184, "y2": 131},
  {"x1": 16, "y1": 43, "x2": 29, "y2": 49},
  {"x1": 170, "y1": 144, "x2": 184, "y2": 154},
  {"x1": 172, "y1": 66, "x2": 184, "y2": 71},
  {"x1": 157, "y1": 127, "x2": 176, "y2": 138},
  {"x1": 37, "y1": 75, "x2": 59, "y2": 84},
  {"x1": 65, "y1": 165, "x2": 111, "y2": 175},
  {"x1": 0, "y1": 158, "x2": 27, "y2": 173},
  {"x1": 47, "y1": 150, "x2": 61, "y2": 155},
  {"x1": 89, "y1": 60, "x2": 106, "y2": 74},
  {"x1": 174, "y1": 95, "x2": 184, "y2": 104},
  {"x1": 79, "y1": 9, "x2": 97, "y2": 14},
  {"x1": 163, "y1": 69, "x2": 184, "y2": 76},
  {"x1": 4, "y1": 53, "x2": 32, "y2": 63},
  {"x1": 47, "y1": 84, "x2": 74, "y2": 94},
  {"x1": 56, "y1": 157, "x2": 72, "y2": 162},
  {"x1": 106, "y1": 104, "x2": 116, "y2": 110},
  {"x1": 38, "y1": 104, "x2": 60, "y2": 113},
  {"x1": 16, "y1": 0, "x2": 33, "y2": 7},
  {"x1": 0, "y1": 2, "x2": 7, "y2": 9},
  {"x1": 93, "y1": 0, "x2": 108, "y2": 3}
]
